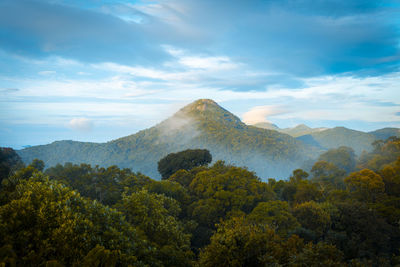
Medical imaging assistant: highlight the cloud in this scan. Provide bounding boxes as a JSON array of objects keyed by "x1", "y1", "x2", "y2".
[
  {"x1": 38, "y1": 70, "x2": 56, "y2": 75},
  {"x1": 1, "y1": 0, "x2": 398, "y2": 77},
  {"x1": 178, "y1": 56, "x2": 238, "y2": 70},
  {"x1": 0, "y1": 88, "x2": 19, "y2": 93},
  {"x1": 68, "y1": 118, "x2": 93, "y2": 131},
  {"x1": 0, "y1": 0, "x2": 169, "y2": 65},
  {"x1": 242, "y1": 106, "x2": 287, "y2": 125}
]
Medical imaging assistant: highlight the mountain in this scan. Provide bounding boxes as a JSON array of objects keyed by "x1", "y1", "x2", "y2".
[
  {"x1": 253, "y1": 122, "x2": 280, "y2": 131},
  {"x1": 281, "y1": 124, "x2": 328, "y2": 137},
  {"x1": 253, "y1": 122, "x2": 399, "y2": 155},
  {"x1": 252, "y1": 123, "x2": 328, "y2": 137},
  {"x1": 369, "y1": 128, "x2": 400, "y2": 140},
  {"x1": 297, "y1": 127, "x2": 376, "y2": 155},
  {"x1": 17, "y1": 99, "x2": 318, "y2": 180}
]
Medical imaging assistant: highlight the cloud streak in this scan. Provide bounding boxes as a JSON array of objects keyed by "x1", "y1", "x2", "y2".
[
  {"x1": 0, "y1": 0, "x2": 399, "y2": 148},
  {"x1": 242, "y1": 106, "x2": 287, "y2": 125},
  {"x1": 68, "y1": 118, "x2": 93, "y2": 132}
]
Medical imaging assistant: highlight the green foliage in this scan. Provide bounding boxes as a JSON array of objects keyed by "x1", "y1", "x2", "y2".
[
  {"x1": 18, "y1": 99, "x2": 317, "y2": 179},
  {"x1": 0, "y1": 174, "x2": 151, "y2": 266},
  {"x1": 157, "y1": 149, "x2": 212, "y2": 179},
  {"x1": 188, "y1": 161, "x2": 274, "y2": 227},
  {"x1": 45, "y1": 163, "x2": 151, "y2": 206},
  {"x1": 326, "y1": 202, "x2": 400, "y2": 262},
  {"x1": 198, "y1": 216, "x2": 344, "y2": 267},
  {"x1": 0, "y1": 147, "x2": 23, "y2": 184},
  {"x1": 344, "y1": 169, "x2": 385, "y2": 202},
  {"x1": 2, "y1": 135, "x2": 400, "y2": 266},
  {"x1": 247, "y1": 200, "x2": 299, "y2": 236},
  {"x1": 358, "y1": 136, "x2": 400, "y2": 171},
  {"x1": 304, "y1": 127, "x2": 377, "y2": 155},
  {"x1": 120, "y1": 189, "x2": 193, "y2": 266},
  {"x1": 293, "y1": 201, "x2": 331, "y2": 238},
  {"x1": 318, "y1": 146, "x2": 356, "y2": 173},
  {"x1": 81, "y1": 245, "x2": 120, "y2": 267},
  {"x1": 30, "y1": 158, "x2": 45, "y2": 172},
  {"x1": 311, "y1": 160, "x2": 346, "y2": 189},
  {"x1": 380, "y1": 157, "x2": 400, "y2": 196}
]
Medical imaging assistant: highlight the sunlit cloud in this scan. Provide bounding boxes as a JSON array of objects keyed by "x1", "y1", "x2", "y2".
[
  {"x1": 242, "y1": 106, "x2": 287, "y2": 125},
  {"x1": 68, "y1": 118, "x2": 93, "y2": 132},
  {"x1": 0, "y1": 0, "x2": 399, "y2": 148}
]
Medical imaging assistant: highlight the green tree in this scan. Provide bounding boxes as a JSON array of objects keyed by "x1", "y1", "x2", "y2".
[
  {"x1": 199, "y1": 216, "x2": 344, "y2": 267},
  {"x1": 120, "y1": 189, "x2": 193, "y2": 266},
  {"x1": 157, "y1": 149, "x2": 212, "y2": 179},
  {"x1": 318, "y1": 146, "x2": 356, "y2": 173},
  {"x1": 0, "y1": 147, "x2": 23, "y2": 184},
  {"x1": 0, "y1": 174, "x2": 151, "y2": 266},
  {"x1": 29, "y1": 159, "x2": 45, "y2": 172},
  {"x1": 293, "y1": 201, "x2": 331, "y2": 239},
  {"x1": 188, "y1": 161, "x2": 274, "y2": 227},
  {"x1": 326, "y1": 202, "x2": 400, "y2": 263},
  {"x1": 198, "y1": 216, "x2": 283, "y2": 267},
  {"x1": 379, "y1": 157, "x2": 400, "y2": 196},
  {"x1": 247, "y1": 200, "x2": 299, "y2": 236},
  {"x1": 344, "y1": 169, "x2": 385, "y2": 202},
  {"x1": 311, "y1": 160, "x2": 346, "y2": 189}
]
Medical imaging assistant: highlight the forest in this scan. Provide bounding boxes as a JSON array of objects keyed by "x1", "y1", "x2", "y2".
[{"x1": 1, "y1": 137, "x2": 400, "y2": 266}]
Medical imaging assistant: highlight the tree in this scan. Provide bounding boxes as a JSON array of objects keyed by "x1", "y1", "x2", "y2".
[
  {"x1": 318, "y1": 146, "x2": 356, "y2": 173},
  {"x1": 198, "y1": 216, "x2": 283, "y2": 267},
  {"x1": 198, "y1": 216, "x2": 344, "y2": 267},
  {"x1": 311, "y1": 160, "x2": 346, "y2": 189},
  {"x1": 293, "y1": 201, "x2": 331, "y2": 238},
  {"x1": 326, "y1": 202, "x2": 400, "y2": 263},
  {"x1": 344, "y1": 169, "x2": 385, "y2": 202},
  {"x1": 379, "y1": 157, "x2": 400, "y2": 196},
  {"x1": 157, "y1": 149, "x2": 212, "y2": 179},
  {"x1": 0, "y1": 174, "x2": 152, "y2": 266},
  {"x1": 120, "y1": 189, "x2": 193, "y2": 266},
  {"x1": 29, "y1": 159, "x2": 45, "y2": 172},
  {"x1": 0, "y1": 147, "x2": 23, "y2": 184},
  {"x1": 247, "y1": 200, "x2": 299, "y2": 236},
  {"x1": 188, "y1": 161, "x2": 274, "y2": 227}
]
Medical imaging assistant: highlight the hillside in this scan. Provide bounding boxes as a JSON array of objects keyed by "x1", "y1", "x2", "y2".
[
  {"x1": 369, "y1": 127, "x2": 400, "y2": 140},
  {"x1": 298, "y1": 127, "x2": 376, "y2": 155},
  {"x1": 253, "y1": 123, "x2": 328, "y2": 137},
  {"x1": 18, "y1": 99, "x2": 317, "y2": 179},
  {"x1": 254, "y1": 123, "x2": 400, "y2": 155},
  {"x1": 253, "y1": 122, "x2": 280, "y2": 131}
]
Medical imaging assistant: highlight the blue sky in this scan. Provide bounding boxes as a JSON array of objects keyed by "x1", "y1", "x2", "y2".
[{"x1": 1, "y1": 0, "x2": 400, "y2": 148}]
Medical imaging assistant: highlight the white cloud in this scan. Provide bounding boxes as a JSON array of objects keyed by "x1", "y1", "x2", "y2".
[
  {"x1": 3, "y1": 53, "x2": 400, "y2": 133},
  {"x1": 38, "y1": 70, "x2": 56, "y2": 76},
  {"x1": 68, "y1": 118, "x2": 93, "y2": 132},
  {"x1": 242, "y1": 106, "x2": 287, "y2": 125},
  {"x1": 178, "y1": 56, "x2": 238, "y2": 70}
]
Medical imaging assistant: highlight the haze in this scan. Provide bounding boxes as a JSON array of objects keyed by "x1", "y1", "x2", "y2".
[{"x1": 1, "y1": 0, "x2": 399, "y2": 148}]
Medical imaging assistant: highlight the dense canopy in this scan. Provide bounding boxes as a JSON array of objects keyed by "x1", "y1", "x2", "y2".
[{"x1": 1, "y1": 137, "x2": 400, "y2": 266}]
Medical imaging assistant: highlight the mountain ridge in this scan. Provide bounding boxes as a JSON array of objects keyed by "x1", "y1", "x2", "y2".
[
  {"x1": 17, "y1": 99, "x2": 399, "y2": 179},
  {"x1": 18, "y1": 99, "x2": 316, "y2": 179}
]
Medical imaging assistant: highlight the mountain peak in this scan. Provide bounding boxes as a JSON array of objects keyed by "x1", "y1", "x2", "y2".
[
  {"x1": 293, "y1": 124, "x2": 311, "y2": 130},
  {"x1": 253, "y1": 122, "x2": 280, "y2": 130},
  {"x1": 176, "y1": 99, "x2": 244, "y2": 128},
  {"x1": 183, "y1": 99, "x2": 219, "y2": 112}
]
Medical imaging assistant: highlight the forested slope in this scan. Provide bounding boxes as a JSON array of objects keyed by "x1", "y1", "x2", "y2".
[
  {"x1": 18, "y1": 99, "x2": 316, "y2": 179},
  {"x1": 2, "y1": 136, "x2": 400, "y2": 266}
]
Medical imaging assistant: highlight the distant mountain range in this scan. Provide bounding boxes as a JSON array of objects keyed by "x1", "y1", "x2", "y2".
[
  {"x1": 254, "y1": 122, "x2": 328, "y2": 137},
  {"x1": 17, "y1": 99, "x2": 399, "y2": 180},
  {"x1": 253, "y1": 122, "x2": 400, "y2": 155}
]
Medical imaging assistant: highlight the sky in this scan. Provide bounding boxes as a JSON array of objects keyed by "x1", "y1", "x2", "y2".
[{"x1": 1, "y1": 0, "x2": 400, "y2": 149}]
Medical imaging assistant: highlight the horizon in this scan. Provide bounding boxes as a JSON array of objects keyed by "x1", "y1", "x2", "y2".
[
  {"x1": 1, "y1": 0, "x2": 400, "y2": 149},
  {"x1": 12, "y1": 98, "x2": 399, "y2": 150}
]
